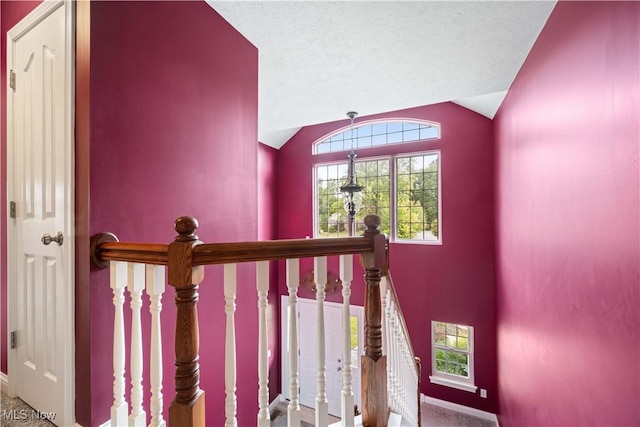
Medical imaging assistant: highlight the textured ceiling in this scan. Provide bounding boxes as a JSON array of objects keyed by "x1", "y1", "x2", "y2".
[{"x1": 207, "y1": 1, "x2": 556, "y2": 148}]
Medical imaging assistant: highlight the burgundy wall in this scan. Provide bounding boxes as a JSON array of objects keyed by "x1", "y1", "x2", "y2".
[
  {"x1": 0, "y1": 0, "x2": 42, "y2": 380},
  {"x1": 495, "y1": 2, "x2": 640, "y2": 426},
  {"x1": 88, "y1": 2, "x2": 259, "y2": 425},
  {"x1": 258, "y1": 142, "x2": 281, "y2": 402},
  {"x1": 277, "y1": 103, "x2": 497, "y2": 412},
  {"x1": 258, "y1": 143, "x2": 278, "y2": 242}
]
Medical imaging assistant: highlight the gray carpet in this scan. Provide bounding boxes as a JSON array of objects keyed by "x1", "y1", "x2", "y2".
[
  {"x1": 1, "y1": 392, "x2": 495, "y2": 427},
  {"x1": 423, "y1": 403, "x2": 496, "y2": 427},
  {"x1": 0, "y1": 392, "x2": 56, "y2": 427},
  {"x1": 270, "y1": 401, "x2": 496, "y2": 427}
]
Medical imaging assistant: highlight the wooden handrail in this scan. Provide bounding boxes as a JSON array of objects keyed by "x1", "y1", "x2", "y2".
[
  {"x1": 96, "y1": 242, "x2": 169, "y2": 265},
  {"x1": 193, "y1": 237, "x2": 373, "y2": 265},
  {"x1": 90, "y1": 215, "x2": 389, "y2": 427},
  {"x1": 91, "y1": 235, "x2": 374, "y2": 269}
]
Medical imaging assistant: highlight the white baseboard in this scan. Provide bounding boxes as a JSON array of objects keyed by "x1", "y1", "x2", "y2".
[
  {"x1": 0, "y1": 372, "x2": 8, "y2": 394},
  {"x1": 269, "y1": 393, "x2": 284, "y2": 414},
  {"x1": 2, "y1": 372, "x2": 84, "y2": 426},
  {"x1": 421, "y1": 394, "x2": 499, "y2": 426}
]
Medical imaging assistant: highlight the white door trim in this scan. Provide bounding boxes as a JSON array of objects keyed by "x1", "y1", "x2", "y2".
[{"x1": 6, "y1": 0, "x2": 75, "y2": 424}]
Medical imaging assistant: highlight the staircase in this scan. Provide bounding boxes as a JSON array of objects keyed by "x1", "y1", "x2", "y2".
[{"x1": 91, "y1": 214, "x2": 420, "y2": 426}]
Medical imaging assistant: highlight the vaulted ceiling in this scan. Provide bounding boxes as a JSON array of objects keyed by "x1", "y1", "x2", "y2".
[{"x1": 207, "y1": 1, "x2": 556, "y2": 148}]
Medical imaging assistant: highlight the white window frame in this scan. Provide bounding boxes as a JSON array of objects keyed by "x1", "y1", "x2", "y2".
[
  {"x1": 313, "y1": 151, "x2": 441, "y2": 244},
  {"x1": 313, "y1": 157, "x2": 392, "y2": 238},
  {"x1": 429, "y1": 321, "x2": 477, "y2": 393},
  {"x1": 393, "y1": 151, "x2": 442, "y2": 245},
  {"x1": 312, "y1": 118, "x2": 441, "y2": 155}
]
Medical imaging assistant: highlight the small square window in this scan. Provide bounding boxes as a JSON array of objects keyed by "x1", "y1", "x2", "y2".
[{"x1": 430, "y1": 321, "x2": 477, "y2": 393}]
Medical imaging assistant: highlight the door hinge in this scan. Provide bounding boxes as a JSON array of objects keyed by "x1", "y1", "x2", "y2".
[
  {"x1": 9, "y1": 201, "x2": 16, "y2": 219},
  {"x1": 9, "y1": 70, "x2": 16, "y2": 90},
  {"x1": 10, "y1": 331, "x2": 16, "y2": 349}
]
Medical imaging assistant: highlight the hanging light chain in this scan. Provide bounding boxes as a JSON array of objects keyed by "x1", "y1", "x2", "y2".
[{"x1": 347, "y1": 111, "x2": 358, "y2": 151}]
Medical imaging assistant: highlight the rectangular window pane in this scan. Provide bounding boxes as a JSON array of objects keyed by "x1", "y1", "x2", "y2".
[
  {"x1": 316, "y1": 164, "x2": 349, "y2": 237},
  {"x1": 358, "y1": 125, "x2": 372, "y2": 137},
  {"x1": 403, "y1": 129, "x2": 419, "y2": 142},
  {"x1": 317, "y1": 159, "x2": 390, "y2": 238},
  {"x1": 396, "y1": 153, "x2": 439, "y2": 241},
  {"x1": 372, "y1": 123, "x2": 386, "y2": 136},
  {"x1": 387, "y1": 122, "x2": 402, "y2": 133},
  {"x1": 355, "y1": 159, "x2": 390, "y2": 235},
  {"x1": 388, "y1": 131, "x2": 402, "y2": 144},
  {"x1": 356, "y1": 135, "x2": 372, "y2": 148},
  {"x1": 372, "y1": 134, "x2": 386, "y2": 146},
  {"x1": 316, "y1": 142, "x2": 330, "y2": 154},
  {"x1": 432, "y1": 321, "x2": 473, "y2": 383},
  {"x1": 330, "y1": 140, "x2": 344, "y2": 152},
  {"x1": 420, "y1": 126, "x2": 438, "y2": 140}
]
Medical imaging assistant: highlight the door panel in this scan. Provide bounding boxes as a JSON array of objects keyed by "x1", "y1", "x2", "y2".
[
  {"x1": 7, "y1": 2, "x2": 74, "y2": 425},
  {"x1": 287, "y1": 298, "x2": 363, "y2": 418}
]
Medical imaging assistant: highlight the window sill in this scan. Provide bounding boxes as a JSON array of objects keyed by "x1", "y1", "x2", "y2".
[
  {"x1": 392, "y1": 239, "x2": 442, "y2": 246},
  {"x1": 429, "y1": 375, "x2": 478, "y2": 393}
]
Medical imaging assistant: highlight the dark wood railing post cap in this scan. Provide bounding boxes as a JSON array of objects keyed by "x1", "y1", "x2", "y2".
[
  {"x1": 364, "y1": 215, "x2": 381, "y2": 234},
  {"x1": 174, "y1": 216, "x2": 199, "y2": 242}
]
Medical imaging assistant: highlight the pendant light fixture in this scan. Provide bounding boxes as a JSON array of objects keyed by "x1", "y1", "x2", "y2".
[{"x1": 340, "y1": 111, "x2": 364, "y2": 236}]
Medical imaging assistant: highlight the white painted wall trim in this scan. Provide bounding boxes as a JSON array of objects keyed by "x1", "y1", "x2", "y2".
[
  {"x1": 1, "y1": 372, "x2": 8, "y2": 394},
  {"x1": 2, "y1": 372, "x2": 84, "y2": 427},
  {"x1": 421, "y1": 394, "x2": 500, "y2": 427},
  {"x1": 269, "y1": 393, "x2": 284, "y2": 415}
]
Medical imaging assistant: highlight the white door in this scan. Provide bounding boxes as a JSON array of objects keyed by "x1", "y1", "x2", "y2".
[
  {"x1": 282, "y1": 297, "x2": 363, "y2": 418},
  {"x1": 7, "y1": 2, "x2": 75, "y2": 426},
  {"x1": 322, "y1": 303, "x2": 344, "y2": 416}
]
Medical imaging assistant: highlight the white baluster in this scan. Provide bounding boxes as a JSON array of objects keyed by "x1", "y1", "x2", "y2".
[
  {"x1": 110, "y1": 261, "x2": 128, "y2": 427},
  {"x1": 314, "y1": 256, "x2": 328, "y2": 426},
  {"x1": 387, "y1": 297, "x2": 397, "y2": 412},
  {"x1": 385, "y1": 290, "x2": 395, "y2": 411},
  {"x1": 398, "y1": 344, "x2": 407, "y2": 415},
  {"x1": 339, "y1": 255, "x2": 354, "y2": 427},
  {"x1": 256, "y1": 261, "x2": 270, "y2": 427},
  {"x1": 286, "y1": 259, "x2": 301, "y2": 427},
  {"x1": 392, "y1": 301, "x2": 400, "y2": 412},
  {"x1": 395, "y1": 314, "x2": 402, "y2": 416},
  {"x1": 147, "y1": 264, "x2": 166, "y2": 427},
  {"x1": 224, "y1": 264, "x2": 238, "y2": 427},
  {"x1": 128, "y1": 263, "x2": 146, "y2": 427},
  {"x1": 380, "y1": 277, "x2": 388, "y2": 356}
]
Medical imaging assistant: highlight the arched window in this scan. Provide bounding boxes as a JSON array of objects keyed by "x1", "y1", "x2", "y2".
[
  {"x1": 313, "y1": 119, "x2": 440, "y2": 154},
  {"x1": 313, "y1": 118, "x2": 442, "y2": 244}
]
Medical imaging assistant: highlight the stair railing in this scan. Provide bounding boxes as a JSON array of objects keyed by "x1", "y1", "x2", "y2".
[
  {"x1": 91, "y1": 214, "x2": 390, "y2": 427},
  {"x1": 381, "y1": 272, "x2": 422, "y2": 426}
]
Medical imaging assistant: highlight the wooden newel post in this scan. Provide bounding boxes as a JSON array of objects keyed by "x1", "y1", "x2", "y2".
[
  {"x1": 168, "y1": 216, "x2": 206, "y2": 427},
  {"x1": 361, "y1": 215, "x2": 389, "y2": 426}
]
